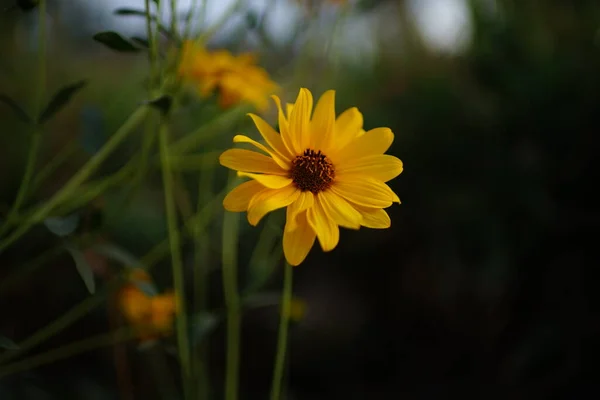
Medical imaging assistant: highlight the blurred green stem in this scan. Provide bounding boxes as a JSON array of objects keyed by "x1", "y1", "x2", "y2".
[
  {"x1": 0, "y1": 106, "x2": 149, "y2": 253},
  {"x1": 196, "y1": 0, "x2": 242, "y2": 44},
  {"x1": 0, "y1": 0, "x2": 46, "y2": 236},
  {"x1": 193, "y1": 164, "x2": 215, "y2": 400},
  {"x1": 222, "y1": 183, "x2": 241, "y2": 400},
  {"x1": 0, "y1": 327, "x2": 137, "y2": 380},
  {"x1": 145, "y1": 0, "x2": 158, "y2": 89},
  {"x1": 0, "y1": 288, "x2": 108, "y2": 365},
  {"x1": 158, "y1": 120, "x2": 192, "y2": 398},
  {"x1": 270, "y1": 261, "x2": 293, "y2": 400},
  {"x1": 170, "y1": 0, "x2": 179, "y2": 38},
  {"x1": 30, "y1": 139, "x2": 77, "y2": 192}
]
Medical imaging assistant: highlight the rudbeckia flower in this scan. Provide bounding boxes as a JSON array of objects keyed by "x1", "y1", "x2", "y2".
[
  {"x1": 178, "y1": 41, "x2": 278, "y2": 111},
  {"x1": 219, "y1": 88, "x2": 403, "y2": 266}
]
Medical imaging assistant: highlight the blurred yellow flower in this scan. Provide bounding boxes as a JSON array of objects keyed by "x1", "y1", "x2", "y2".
[
  {"x1": 287, "y1": 297, "x2": 308, "y2": 322},
  {"x1": 118, "y1": 269, "x2": 178, "y2": 341},
  {"x1": 219, "y1": 88, "x2": 403, "y2": 266},
  {"x1": 178, "y1": 41, "x2": 279, "y2": 112}
]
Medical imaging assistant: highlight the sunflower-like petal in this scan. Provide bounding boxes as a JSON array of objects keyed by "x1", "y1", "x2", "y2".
[
  {"x1": 334, "y1": 127, "x2": 394, "y2": 164},
  {"x1": 332, "y1": 107, "x2": 363, "y2": 151},
  {"x1": 222, "y1": 180, "x2": 266, "y2": 212},
  {"x1": 237, "y1": 172, "x2": 293, "y2": 189},
  {"x1": 336, "y1": 154, "x2": 403, "y2": 182},
  {"x1": 354, "y1": 206, "x2": 391, "y2": 229},
  {"x1": 271, "y1": 95, "x2": 295, "y2": 156},
  {"x1": 307, "y1": 197, "x2": 340, "y2": 252},
  {"x1": 319, "y1": 191, "x2": 362, "y2": 229},
  {"x1": 288, "y1": 88, "x2": 313, "y2": 152},
  {"x1": 331, "y1": 177, "x2": 395, "y2": 208},
  {"x1": 247, "y1": 113, "x2": 293, "y2": 161},
  {"x1": 247, "y1": 185, "x2": 300, "y2": 226},
  {"x1": 283, "y1": 211, "x2": 316, "y2": 266},
  {"x1": 220, "y1": 149, "x2": 288, "y2": 175},
  {"x1": 311, "y1": 90, "x2": 336, "y2": 151},
  {"x1": 285, "y1": 191, "x2": 314, "y2": 232},
  {"x1": 232, "y1": 135, "x2": 289, "y2": 169}
]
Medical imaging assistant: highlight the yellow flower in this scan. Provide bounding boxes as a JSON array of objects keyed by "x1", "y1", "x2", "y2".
[
  {"x1": 219, "y1": 88, "x2": 403, "y2": 266},
  {"x1": 178, "y1": 41, "x2": 279, "y2": 112},
  {"x1": 117, "y1": 269, "x2": 178, "y2": 341}
]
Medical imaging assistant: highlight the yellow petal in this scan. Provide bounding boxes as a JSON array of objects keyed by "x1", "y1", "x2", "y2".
[
  {"x1": 247, "y1": 113, "x2": 293, "y2": 161},
  {"x1": 319, "y1": 190, "x2": 362, "y2": 229},
  {"x1": 286, "y1": 103, "x2": 294, "y2": 120},
  {"x1": 219, "y1": 149, "x2": 288, "y2": 175},
  {"x1": 311, "y1": 90, "x2": 336, "y2": 150},
  {"x1": 283, "y1": 211, "x2": 316, "y2": 266},
  {"x1": 223, "y1": 180, "x2": 266, "y2": 212},
  {"x1": 247, "y1": 185, "x2": 300, "y2": 226},
  {"x1": 355, "y1": 206, "x2": 391, "y2": 229},
  {"x1": 237, "y1": 172, "x2": 293, "y2": 189},
  {"x1": 334, "y1": 127, "x2": 394, "y2": 164},
  {"x1": 288, "y1": 88, "x2": 313, "y2": 153},
  {"x1": 307, "y1": 197, "x2": 339, "y2": 252},
  {"x1": 232, "y1": 134, "x2": 289, "y2": 169},
  {"x1": 285, "y1": 191, "x2": 314, "y2": 232},
  {"x1": 336, "y1": 154, "x2": 403, "y2": 182},
  {"x1": 333, "y1": 107, "x2": 363, "y2": 151},
  {"x1": 331, "y1": 177, "x2": 395, "y2": 208},
  {"x1": 271, "y1": 95, "x2": 295, "y2": 156}
]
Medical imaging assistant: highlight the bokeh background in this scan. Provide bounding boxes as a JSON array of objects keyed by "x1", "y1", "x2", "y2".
[{"x1": 2, "y1": 0, "x2": 600, "y2": 398}]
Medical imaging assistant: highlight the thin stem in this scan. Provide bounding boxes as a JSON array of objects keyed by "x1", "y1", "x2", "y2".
[
  {"x1": 0, "y1": 106, "x2": 149, "y2": 253},
  {"x1": 170, "y1": 0, "x2": 179, "y2": 38},
  {"x1": 222, "y1": 182, "x2": 241, "y2": 400},
  {"x1": 0, "y1": 328, "x2": 137, "y2": 380},
  {"x1": 270, "y1": 261, "x2": 293, "y2": 400},
  {"x1": 193, "y1": 164, "x2": 215, "y2": 400},
  {"x1": 30, "y1": 139, "x2": 77, "y2": 192},
  {"x1": 145, "y1": 0, "x2": 158, "y2": 90},
  {"x1": 0, "y1": 288, "x2": 109, "y2": 365},
  {"x1": 158, "y1": 120, "x2": 192, "y2": 397},
  {"x1": 196, "y1": 0, "x2": 242, "y2": 45}
]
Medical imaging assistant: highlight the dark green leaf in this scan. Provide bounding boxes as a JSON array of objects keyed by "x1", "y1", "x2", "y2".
[
  {"x1": 43, "y1": 214, "x2": 80, "y2": 237},
  {"x1": 145, "y1": 95, "x2": 173, "y2": 114},
  {"x1": 245, "y1": 11, "x2": 259, "y2": 30},
  {"x1": 0, "y1": 94, "x2": 31, "y2": 123},
  {"x1": 114, "y1": 8, "x2": 146, "y2": 17},
  {"x1": 133, "y1": 281, "x2": 158, "y2": 297},
  {"x1": 38, "y1": 80, "x2": 87, "y2": 124},
  {"x1": 0, "y1": 335, "x2": 19, "y2": 350},
  {"x1": 189, "y1": 313, "x2": 220, "y2": 346},
  {"x1": 65, "y1": 244, "x2": 96, "y2": 294},
  {"x1": 91, "y1": 243, "x2": 142, "y2": 269},
  {"x1": 131, "y1": 36, "x2": 150, "y2": 48},
  {"x1": 93, "y1": 31, "x2": 141, "y2": 53}
]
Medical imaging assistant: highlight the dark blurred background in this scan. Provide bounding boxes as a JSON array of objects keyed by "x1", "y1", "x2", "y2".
[{"x1": 2, "y1": 0, "x2": 600, "y2": 399}]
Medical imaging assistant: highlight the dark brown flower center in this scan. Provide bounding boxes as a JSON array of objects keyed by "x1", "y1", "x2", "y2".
[{"x1": 290, "y1": 149, "x2": 335, "y2": 194}]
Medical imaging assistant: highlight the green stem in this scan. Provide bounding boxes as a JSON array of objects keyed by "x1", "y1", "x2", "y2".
[
  {"x1": 269, "y1": 261, "x2": 293, "y2": 400},
  {"x1": 222, "y1": 182, "x2": 241, "y2": 400},
  {"x1": 170, "y1": 0, "x2": 179, "y2": 38},
  {"x1": 0, "y1": 328, "x2": 137, "y2": 380},
  {"x1": 0, "y1": 106, "x2": 149, "y2": 254},
  {"x1": 30, "y1": 139, "x2": 77, "y2": 193},
  {"x1": 158, "y1": 120, "x2": 192, "y2": 397},
  {"x1": 193, "y1": 163, "x2": 215, "y2": 400},
  {"x1": 196, "y1": 0, "x2": 242, "y2": 44},
  {"x1": 0, "y1": 288, "x2": 108, "y2": 365},
  {"x1": 145, "y1": 0, "x2": 158, "y2": 90}
]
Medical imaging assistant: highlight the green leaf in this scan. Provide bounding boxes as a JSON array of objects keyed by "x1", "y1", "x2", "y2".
[
  {"x1": 43, "y1": 214, "x2": 80, "y2": 237},
  {"x1": 0, "y1": 94, "x2": 31, "y2": 123},
  {"x1": 145, "y1": 95, "x2": 173, "y2": 114},
  {"x1": 114, "y1": 8, "x2": 147, "y2": 17},
  {"x1": 91, "y1": 243, "x2": 142, "y2": 269},
  {"x1": 65, "y1": 244, "x2": 96, "y2": 294},
  {"x1": 131, "y1": 37, "x2": 150, "y2": 48},
  {"x1": 38, "y1": 80, "x2": 87, "y2": 124},
  {"x1": 189, "y1": 312, "x2": 220, "y2": 346},
  {"x1": 245, "y1": 11, "x2": 259, "y2": 30},
  {"x1": 133, "y1": 281, "x2": 158, "y2": 297},
  {"x1": 0, "y1": 335, "x2": 19, "y2": 350},
  {"x1": 93, "y1": 31, "x2": 141, "y2": 53}
]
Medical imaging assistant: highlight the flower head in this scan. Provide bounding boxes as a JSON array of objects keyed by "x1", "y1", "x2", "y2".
[
  {"x1": 219, "y1": 88, "x2": 403, "y2": 266},
  {"x1": 178, "y1": 41, "x2": 278, "y2": 111},
  {"x1": 118, "y1": 269, "x2": 178, "y2": 342}
]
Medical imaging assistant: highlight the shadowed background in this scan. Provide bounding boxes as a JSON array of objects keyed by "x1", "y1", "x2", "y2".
[{"x1": 1, "y1": 0, "x2": 600, "y2": 399}]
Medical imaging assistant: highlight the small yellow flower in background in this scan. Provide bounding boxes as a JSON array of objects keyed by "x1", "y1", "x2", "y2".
[
  {"x1": 178, "y1": 41, "x2": 279, "y2": 112},
  {"x1": 219, "y1": 88, "x2": 403, "y2": 266},
  {"x1": 287, "y1": 297, "x2": 308, "y2": 322},
  {"x1": 118, "y1": 269, "x2": 178, "y2": 341}
]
